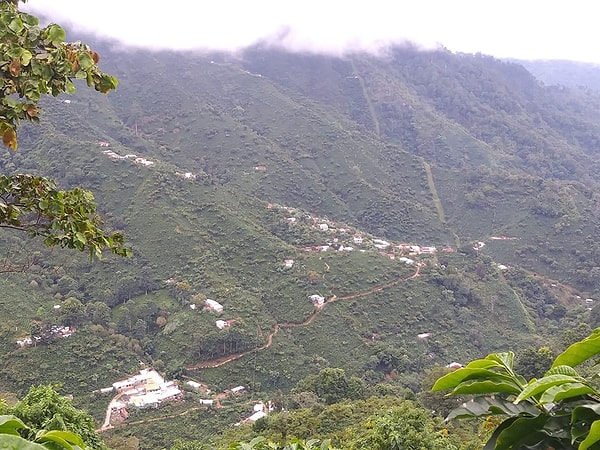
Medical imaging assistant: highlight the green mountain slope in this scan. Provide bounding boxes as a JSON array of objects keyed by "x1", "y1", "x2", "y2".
[{"x1": 2, "y1": 39, "x2": 600, "y2": 446}]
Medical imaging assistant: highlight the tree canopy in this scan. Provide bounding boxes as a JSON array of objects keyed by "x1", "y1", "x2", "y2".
[
  {"x1": 0, "y1": 384, "x2": 107, "y2": 450},
  {"x1": 0, "y1": 0, "x2": 129, "y2": 259}
]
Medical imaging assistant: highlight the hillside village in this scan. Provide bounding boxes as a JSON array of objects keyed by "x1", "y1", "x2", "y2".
[{"x1": 98, "y1": 368, "x2": 270, "y2": 430}]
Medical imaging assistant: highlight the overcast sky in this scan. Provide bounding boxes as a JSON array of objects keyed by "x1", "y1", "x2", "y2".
[{"x1": 23, "y1": 0, "x2": 600, "y2": 63}]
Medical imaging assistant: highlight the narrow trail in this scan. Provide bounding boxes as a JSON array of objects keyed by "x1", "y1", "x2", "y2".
[
  {"x1": 185, "y1": 264, "x2": 421, "y2": 371},
  {"x1": 100, "y1": 264, "x2": 422, "y2": 430},
  {"x1": 100, "y1": 406, "x2": 205, "y2": 432},
  {"x1": 99, "y1": 392, "x2": 125, "y2": 431},
  {"x1": 422, "y1": 161, "x2": 445, "y2": 224},
  {"x1": 350, "y1": 59, "x2": 381, "y2": 137}
]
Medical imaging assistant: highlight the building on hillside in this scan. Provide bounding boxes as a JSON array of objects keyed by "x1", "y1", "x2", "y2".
[
  {"x1": 283, "y1": 259, "x2": 294, "y2": 268},
  {"x1": 373, "y1": 239, "x2": 390, "y2": 249},
  {"x1": 353, "y1": 234, "x2": 363, "y2": 244},
  {"x1": 205, "y1": 299, "x2": 223, "y2": 313},
  {"x1": 230, "y1": 386, "x2": 246, "y2": 395},
  {"x1": 309, "y1": 294, "x2": 325, "y2": 307},
  {"x1": 111, "y1": 368, "x2": 182, "y2": 409},
  {"x1": 187, "y1": 381, "x2": 202, "y2": 389},
  {"x1": 216, "y1": 320, "x2": 230, "y2": 329},
  {"x1": 319, "y1": 223, "x2": 329, "y2": 231},
  {"x1": 409, "y1": 245, "x2": 421, "y2": 254},
  {"x1": 243, "y1": 411, "x2": 267, "y2": 423},
  {"x1": 420, "y1": 246, "x2": 437, "y2": 254},
  {"x1": 446, "y1": 362, "x2": 463, "y2": 369}
]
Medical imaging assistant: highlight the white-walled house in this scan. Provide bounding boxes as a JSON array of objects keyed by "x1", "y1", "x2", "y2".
[{"x1": 205, "y1": 299, "x2": 223, "y2": 313}]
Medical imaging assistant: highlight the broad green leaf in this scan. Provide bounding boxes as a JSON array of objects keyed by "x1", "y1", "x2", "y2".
[
  {"x1": 464, "y1": 358, "x2": 504, "y2": 369},
  {"x1": 78, "y1": 52, "x2": 93, "y2": 70},
  {"x1": 580, "y1": 419, "x2": 600, "y2": 450},
  {"x1": 46, "y1": 24, "x2": 66, "y2": 43},
  {"x1": 432, "y1": 368, "x2": 517, "y2": 392},
  {"x1": 450, "y1": 378, "x2": 521, "y2": 396},
  {"x1": 493, "y1": 415, "x2": 550, "y2": 450},
  {"x1": 8, "y1": 17, "x2": 24, "y2": 33},
  {"x1": 36, "y1": 430, "x2": 85, "y2": 449},
  {"x1": 572, "y1": 403, "x2": 600, "y2": 425},
  {"x1": 487, "y1": 352, "x2": 515, "y2": 371},
  {"x1": 552, "y1": 330, "x2": 600, "y2": 368},
  {"x1": 0, "y1": 415, "x2": 28, "y2": 436},
  {"x1": 0, "y1": 435, "x2": 48, "y2": 450},
  {"x1": 545, "y1": 365, "x2": 580, "y2": 377},
  {"x1": 514, "y1": 374, "x2": 583, "y2": 403},
  {"x1": 446, "y1": 396, "x2": 540, "y2": 420},
  {"x1": 540, "y1": 382, "x2": 596, "y2": 404}
]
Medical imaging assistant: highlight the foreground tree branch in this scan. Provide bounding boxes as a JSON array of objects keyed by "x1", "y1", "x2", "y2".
[{"x1": 0, "y1": 1, "x2": 130, "y2": 259}]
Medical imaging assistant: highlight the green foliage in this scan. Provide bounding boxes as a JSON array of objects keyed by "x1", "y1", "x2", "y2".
[
  {"x1": 349, "y1": 402, "x2": 458, "y2": 450},
  {"x1": 433, "y1": 329, "x2": 600, "y2": 449},
  {"x1": 228, "y1": 437, "x2": 337, "y2": 450},
  {"x1": 2, "y1": 385, "x2": 107, "y2": 450},
  {"x1": 514, "y1": 346, "x2": 554, "y2": 380},
  {"x1": 0, "y1": 1, "x2": 128, "y2": 260},
  {"x1": 0, "y1": 1, "x2": 117, "y2": 150},
  {"x1": 0, "y1": 414, "x2": 86, "y2": 450},
  {"x1": 0, "y1": 170, "x2": 130, "y2": 260},
  {"x1": 294, "y1": 368, "x2": 367, "y2": 405}
]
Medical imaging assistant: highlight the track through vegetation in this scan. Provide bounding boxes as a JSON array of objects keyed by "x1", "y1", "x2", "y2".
[{"x1": 186, "y1": 264, "x2": 421, "y2": 370}]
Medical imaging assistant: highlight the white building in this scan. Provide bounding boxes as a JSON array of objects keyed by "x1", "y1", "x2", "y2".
[
  {"x1": 309, "y1": 294, "x2": 325, "y2": 307},
  {"x1": 205, "y1": 299, "x2": 223, "y2": 313}
]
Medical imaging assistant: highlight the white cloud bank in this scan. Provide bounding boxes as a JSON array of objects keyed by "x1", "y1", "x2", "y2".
[{"x1": 23, "y1": 0, "x2": 600, "y2": 63}]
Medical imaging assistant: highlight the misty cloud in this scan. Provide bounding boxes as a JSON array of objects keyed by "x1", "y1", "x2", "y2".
[{"x1": 23, "y1": 0, "x2": 600, "y2": 62}]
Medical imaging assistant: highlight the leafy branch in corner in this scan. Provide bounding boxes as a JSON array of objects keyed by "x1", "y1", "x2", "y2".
[{"x1": 432, "y1": 329, "x2": 600, "y2": 449}]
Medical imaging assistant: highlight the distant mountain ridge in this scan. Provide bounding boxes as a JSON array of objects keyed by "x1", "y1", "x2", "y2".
[{"x1": 2, "y1": 37, "x2": 600, "y2": 445}]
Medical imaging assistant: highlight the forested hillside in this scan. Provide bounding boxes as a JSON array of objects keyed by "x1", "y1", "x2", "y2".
[{"x1": 3, "y1": 34, "x2": 600, "y2": 448}]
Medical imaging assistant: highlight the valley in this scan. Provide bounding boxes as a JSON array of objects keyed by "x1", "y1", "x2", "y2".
[{"x1": 2, "y1": 28, "x2": 600, "y2": 448}]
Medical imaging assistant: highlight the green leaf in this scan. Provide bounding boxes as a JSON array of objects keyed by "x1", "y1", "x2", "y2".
[
  {"x1": 514, "y1": 374, "x2": 584, "y2": 403},
  {"x1": 540, "y1": 382, "x2": 596, "y2": 404},
  {"x1": 487, "y1": 352, "x2": 515, "y2": 371},
  {"x1": 431, "y1": 367, "x2": 516, "y2": 392},
  {"x1": 0, "y1": 415, "x2": 28, "y2": 436},
  {"x1": 464, "y1": 359, "x2": 504, "y2": 369},
  {"x1": 78, "y1": 52, "x2": 93, "y2": 70},
  {"x1": 46, "y1": 24, "x2": 66, "y2": 43},
  {"x1": 579, "y1": 419, "x2": 600, "y2": 450},
  {"x1": 8, "y1": 17, "x2": 24, "y2": 33},
  {"x1": 36, "y1": 429, "x2": 85, "y2": 450},
  {"x1": 552, "y1": 329, "x2": 600, "y2": 368},
  {"x1": 450, "y1": 378, "x2": 521, "y2": 396},
  {"x1": 0, "y1": 435, "x2": 48, "y2": 450},
  {"x1": 20, "y1": 50, "x2": 32, "y2": 66},
  {"x1": 545, "y1": 365, "x2": 580, "y2": 377},
  {"x1": 493, "y1": 415, "x2": 550, "y2": 450},
  {"x1": 446, "y1": 396, "x2": 540, "y2": 420}
]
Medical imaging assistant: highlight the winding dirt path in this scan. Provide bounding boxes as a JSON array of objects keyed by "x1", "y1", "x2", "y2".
[
  {"x1": 99, "y1": 264, "x2": 422, "y2": 430},
  {"x1": 185, "y1": 264, "x2": 421, "y2": 371}
]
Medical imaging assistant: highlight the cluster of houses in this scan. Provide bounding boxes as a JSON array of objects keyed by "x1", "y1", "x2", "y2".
[
  {"x1": 98, "y1": 143, "x2": 155, "y2": 166},
  {"x1": 188, "y1": 296, "x2": 239, "y2": 330},
  {"x1": 16, "y1": 325, "x2": 75, "y2": 348},
  {"x1": 236, "y1": 400, "x2": 273, "y2": 425},
  {"x1": 103, "y1": 368, "x2": 182, "y2": 409},
  {"x1": 270, "y1": 202, "x2": 454, "y2": 261}
]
